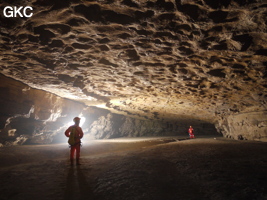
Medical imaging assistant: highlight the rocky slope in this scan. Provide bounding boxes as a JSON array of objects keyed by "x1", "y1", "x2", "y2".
[{"x1": 0, "y1": 0, "x2": 267, "y2": 144}]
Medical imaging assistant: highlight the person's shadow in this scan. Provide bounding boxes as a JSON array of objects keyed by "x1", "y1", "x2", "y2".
[
  {"x1": 64, "y1": 165, "x2": 95, "y2": 200},
  {"x1": 64, "y1": 167, "x2": 76, "y2": 200}
]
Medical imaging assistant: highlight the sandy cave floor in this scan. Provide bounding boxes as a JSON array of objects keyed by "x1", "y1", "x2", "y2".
[{"x1": 0, "y1": 136, "x2": 267, "y2": 200}]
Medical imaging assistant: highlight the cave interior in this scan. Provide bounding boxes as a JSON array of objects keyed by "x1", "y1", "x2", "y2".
[{"x1": 0, "y1": 0, "x2": 267, "y2": 145}]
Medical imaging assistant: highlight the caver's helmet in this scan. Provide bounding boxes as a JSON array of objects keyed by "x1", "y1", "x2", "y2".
[{"x1": 73, "y1": 117, "x2": 81, "y2": 122}]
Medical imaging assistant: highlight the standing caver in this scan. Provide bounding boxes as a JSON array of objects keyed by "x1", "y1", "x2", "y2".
[{"x1": 65, "y1": 117, "x2": 84, "y2": 165}]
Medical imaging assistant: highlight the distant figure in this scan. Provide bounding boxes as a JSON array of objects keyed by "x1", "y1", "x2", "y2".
[
  {"x1": 65, "y1": 117, "x2": 84, "y2": 165},
  {"x1": 188, "y1": 126, "x2": 195, "y2": 139}
]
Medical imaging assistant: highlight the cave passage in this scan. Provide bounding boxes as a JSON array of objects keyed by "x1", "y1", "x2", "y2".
[
  {"x1": 0, "y1": 72, "x2": 221, "y2": 145},
  {"x1": 1, "y1": 0, "x2": 267, "y2": 143},
  {"x1": 1, "y1": 0, "x2": 267, "y2": 197}
]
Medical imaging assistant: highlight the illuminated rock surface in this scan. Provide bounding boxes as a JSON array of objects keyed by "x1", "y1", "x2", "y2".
[{"x1": 0, "y1": 0, "x2": 267, "y2": 144}]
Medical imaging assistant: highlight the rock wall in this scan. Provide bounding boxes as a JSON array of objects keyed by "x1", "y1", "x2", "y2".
[
  {"x1": 1, "y1": 0, "x2": 267, "y2": 143},
  {"x1": 0, "y1": 74, "x2": 85, "y2": 145},
  {"x1": 0, "y1": 74, "x2": 218, "y2": 145},
  {"x1": 216, "y1": 111, "x2": 267, "y2": 141},
  {"x1": 82, "y1": 111, "x2": 166, "y2": 139},
  {"x1": 73, "y1": 106, "x2": 218, "y2": 140},
  {"x1": 2, "y1": 74, "x2": 267, "y2": 145},
  {"x1": 88, "y1": 114, "x2": 218, "y2": 139}
]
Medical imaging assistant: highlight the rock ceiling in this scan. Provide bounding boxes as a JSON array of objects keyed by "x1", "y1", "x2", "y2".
[{"x1": 1, "y1": 0, "x2": 267, "y2": 124}]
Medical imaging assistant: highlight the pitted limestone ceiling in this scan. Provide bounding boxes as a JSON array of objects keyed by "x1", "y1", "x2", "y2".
[{"x1": 0, "y1": 0, "x2": 267, "y2": 122}]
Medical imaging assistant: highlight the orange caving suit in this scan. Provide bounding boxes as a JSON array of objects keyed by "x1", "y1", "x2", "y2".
[
  {"x1": 65, "y1": 125, "x2": 84, "y2": 162},
  {"x1": 188, "y1": 127, "x2": 195, "y2": 139}
]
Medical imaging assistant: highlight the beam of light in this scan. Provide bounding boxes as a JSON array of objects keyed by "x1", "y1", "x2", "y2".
[{"x1": 95, "y1": 104, "x2": 106, "y2": 108}]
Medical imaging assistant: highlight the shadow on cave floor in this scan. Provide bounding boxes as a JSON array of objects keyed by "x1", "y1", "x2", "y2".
[{"x1": 0, "y1": 135, "x2": 266, "y2": 200}]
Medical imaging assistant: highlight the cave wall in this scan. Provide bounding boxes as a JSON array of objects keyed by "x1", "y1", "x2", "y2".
[
  {"x1": 4, "y1": 69, "x2": 267, "y2": 144},
  {"x1": 216, "y1": 111, "x2": 267, "y2": 141},
  {"x1": 87, "y1": 113, "x2": 217, "y2": 139},
  {"x1": 79, "y1": 108, "x2": 166, "y2": 139},
  {"x1": 1, "y1": 0, "x2": 267, "y2": 144},
  {"x1": 0, "y1": 74, "x2": 218, "y2": 145},
  {"x1": 0, "y1": 74, "x2": 85, "y2": 145}
]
